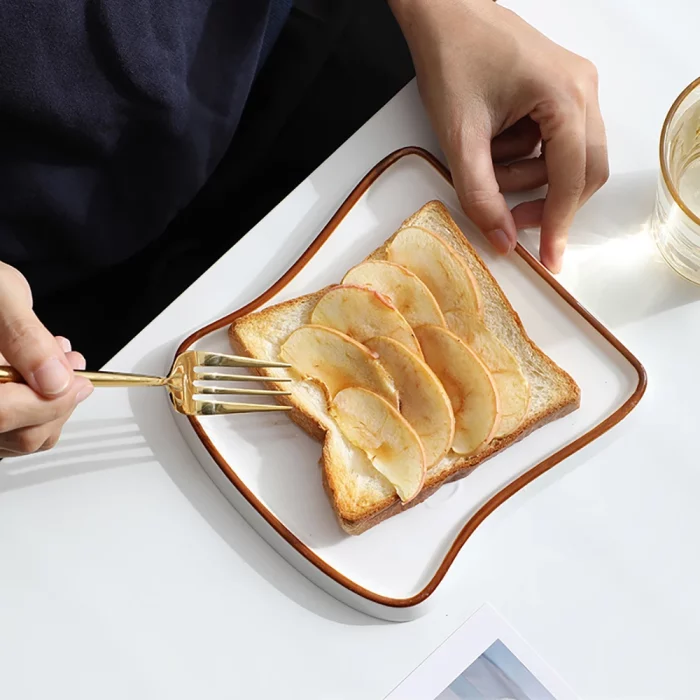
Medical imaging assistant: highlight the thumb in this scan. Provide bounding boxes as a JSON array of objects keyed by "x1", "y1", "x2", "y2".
[
  {"x1": 0, "y1": 263, "x2": 72, "y2": 397},
  {"x1": 449, "y1": 128, "x2": 518, "y2": 254}
]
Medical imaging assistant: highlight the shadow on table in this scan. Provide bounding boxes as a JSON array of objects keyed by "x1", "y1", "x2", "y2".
[
  {"x1": 128, "y1": 340, "x2": 385, "y2": 628},
  {"x1": 0, "y1": 418, "x2": 154, "y2": 493}
]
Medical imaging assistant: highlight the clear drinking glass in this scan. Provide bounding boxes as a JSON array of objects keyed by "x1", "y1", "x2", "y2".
[{"x1": 651, "y1": 77, "x2": 700, "y2": 283}]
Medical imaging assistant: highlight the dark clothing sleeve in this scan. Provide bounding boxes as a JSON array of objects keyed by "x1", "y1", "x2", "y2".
[{"x1": 0, "y1": 0, "x2": 290, "y2": 295}]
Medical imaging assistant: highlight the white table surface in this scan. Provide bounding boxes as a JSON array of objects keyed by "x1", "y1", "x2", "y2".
[{"x1": 2, "y1": 2, "x2": 699, "y2": 698}]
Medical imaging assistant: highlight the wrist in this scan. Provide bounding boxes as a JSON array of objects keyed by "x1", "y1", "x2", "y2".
[
  {"x1": 388, "y1": 0, "x2": 492, "y2": 20},
  {"x1": 389, "y1": 0, "x2": 494, "y2": 41}
]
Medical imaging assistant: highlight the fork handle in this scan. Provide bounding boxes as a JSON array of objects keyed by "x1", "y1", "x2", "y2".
[{"x1": 0, "y1": 366, "x2": 166, "y2": 388}]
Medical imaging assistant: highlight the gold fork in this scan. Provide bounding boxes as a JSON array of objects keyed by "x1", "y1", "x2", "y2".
[{"x1": 0, "y1": 350, "x2": 292, "y2": 416}]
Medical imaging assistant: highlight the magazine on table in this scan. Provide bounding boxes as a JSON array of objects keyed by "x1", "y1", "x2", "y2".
[{"x1": 385, "y1": 605, "x2": 578, "y2": 700}]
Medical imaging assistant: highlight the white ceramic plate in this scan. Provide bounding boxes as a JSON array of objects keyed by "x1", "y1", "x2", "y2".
[{"x1": 175, "y1": 148, "x2": 646, "y2": 621}]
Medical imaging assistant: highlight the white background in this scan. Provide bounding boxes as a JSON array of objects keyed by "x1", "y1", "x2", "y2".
[{"x1": 2, "y1": 1, "x2": 700, "y2": 698}]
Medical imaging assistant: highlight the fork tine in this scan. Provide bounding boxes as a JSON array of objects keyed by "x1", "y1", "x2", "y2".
[
  {"x1": 194, "y1": 351, "x2": 290, "y2": 369},
  {"x1": 195, "y1": 385, "x2": 291, "y2": 396},
  {"x1": 195, "y1": 400, "x2": 292, "y2": 415},
  {"x1": 195, "y1": 371, "x2": 292, "y2": 383}
]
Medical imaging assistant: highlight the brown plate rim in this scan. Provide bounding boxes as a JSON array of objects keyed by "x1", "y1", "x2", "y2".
[{"x1": 175, "y1": 146, "x2": 647, "y2": 609}]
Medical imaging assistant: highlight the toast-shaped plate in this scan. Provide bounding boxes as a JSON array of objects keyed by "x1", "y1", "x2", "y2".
[{"x1": 174, "y1": 148, "x2": 646, "y2": 621}]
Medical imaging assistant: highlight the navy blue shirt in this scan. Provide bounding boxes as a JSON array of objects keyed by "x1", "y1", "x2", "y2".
[{"x1": 0, "y1": 1, "x2": 290, "y2": 294}]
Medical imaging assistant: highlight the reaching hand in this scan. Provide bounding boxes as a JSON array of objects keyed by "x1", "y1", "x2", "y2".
[{"x1": 391, "y1": 0, "x2": 608, "y2": 272}]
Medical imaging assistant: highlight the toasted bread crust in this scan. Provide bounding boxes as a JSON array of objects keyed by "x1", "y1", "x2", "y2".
[
  {"x1": 229, "y1": 291, "x2": 328, "y2": 442},
  {"x1": 230, "y1": 201, "x2": 580, "y2": 534}
]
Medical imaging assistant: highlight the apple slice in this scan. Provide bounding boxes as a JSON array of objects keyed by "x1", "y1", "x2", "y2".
[
  {"x1": 387, "y1": 226, "x2": 482, "y2": 325},
  {"x1": 342, "y1": 260, "x2": 446, "y2": 329},
  {"x1": 452, "y1": 315, "x2": 530, "y2": 437},
  {"x1": 330, "y1": 387, "x2": 426, "y2": 503},
  {"x1": 415, "y1": 325, "x2": 500, "y2": 455},
  {"x1": 365, "y1": 336, "x2": 455, "y2": 468},
  {"x1": 280, "y1": 325, "x2": 398, "y2": 407},
  {"x1": 310, "y1": 284, "x2": 422, "y2": 357}
]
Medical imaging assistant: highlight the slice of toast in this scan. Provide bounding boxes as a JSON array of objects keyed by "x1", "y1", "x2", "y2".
[{"x1": 230, "y1": 201, "x2": 580, "y2": 534}]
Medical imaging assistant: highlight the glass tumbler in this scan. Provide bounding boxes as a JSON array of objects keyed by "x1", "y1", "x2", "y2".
[{"x1": 651, "y1": 77, "x2": 700, "y2": 283}]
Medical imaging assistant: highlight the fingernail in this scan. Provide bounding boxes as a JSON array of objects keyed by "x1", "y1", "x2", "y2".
[
  {"x1": 488, "y1": 229, "x2": 513, "y2": 254},
  {"x1": 543, "y1": 248, "x2": 565, "y2": 274},
  {"x1": 57, "y1": 337, "x2": 71, "y2": 353},
  {"x1": 75, "y1": 384, "x2": 94, "y2": 404},
  {"x1": 542, "y1": 255, "x2": 562, "y2": 274},
  {"x1": 32, "y1": 357, "x2": 71, "y2": 396}
]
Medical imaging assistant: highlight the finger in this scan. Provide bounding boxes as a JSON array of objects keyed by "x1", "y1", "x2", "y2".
[
  {"x1": 580, "y1": 97, "x2": 609, "y2": 207},
  {"x1": 491, "y1": 117, "x2": 542, "y2": 163},
  {"x1": 55, "y1": 339, "x2": 87, "y2": 373},
  {"x1": 0, "y1": 416, "x2": 70, "y2": 456},
  {"x1": 494, "y1": 157, "x2": 548, "y2": 192},
  {"x1": 56, "y1": 336, "x2": 72, "y2": 354},
  {"x1": 0, "y1": 264, "x2": 73, "y2": 397},
  {"x1": 52, "y1": 336, "x2": 87, "y2": 370},
  {"x1": 511, "y1": 199, "x2": 546, "y2": 230},
  {"x1": 65, "y1": 351, "x2": 86, "y2": 371},
  {"x1": 0, "y1": 377, "x2": 92, "y2": 433},
  {"x1": 533, "y1": 109, "x2": 586, "y2": 272},
  {"x1": 450, "y1": 126, "x2": 517, "y2": 254}
]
